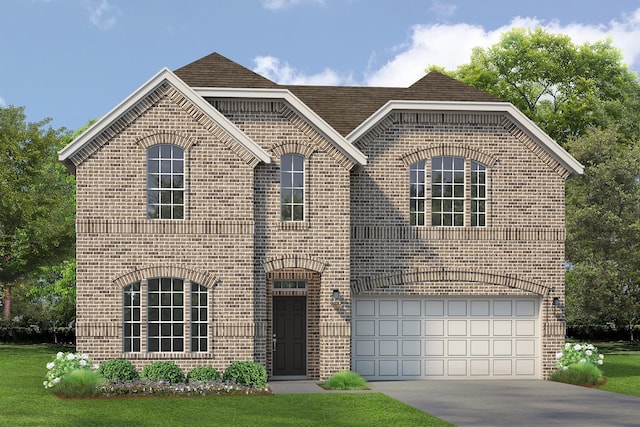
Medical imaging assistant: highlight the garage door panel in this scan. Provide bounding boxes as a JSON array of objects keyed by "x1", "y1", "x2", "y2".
[
  {"x1": 379, "y1": 320, "x2": 398, "y2": 336},
  {"x1": 353, "y1": 297, "x2": 540, "y2": 380},
  {"x1": 402, "y1": 320, "x2": 421, "y2": 336}
]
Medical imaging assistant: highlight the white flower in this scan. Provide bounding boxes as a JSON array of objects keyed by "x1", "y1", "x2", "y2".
[
  {"x1": 586, "y1": 344, "x2": 594, "y2": 350},
  {"x1": 599, "y1": 354, "x2": 604, "y2": 359},
  {"x1": 574, "y1": 344, "x2": 582, "y2": 351},
  {"x1": 562, "y1": 366, "x2": 568, "y2": 370},
  {"x1": 585, "y1": 350, "x2": 593, "y2": 356},
  {"x1": 43, "y1": 381, "x2": 48, "y2": 387},
  {"x1": 598, "y1": 359, "x2": 603, "y2": 365},
  {"x1": 81, "y1": 353, "x2": 89, "y2": 360},
  {"x1": 565, "y1": 343, "x2": 571, "y2": 349},
  {"x1": 46, "y1": 362, "x2": 55, "y2": 370},
  {"x1": 92, "y1": 364, "x2": 99, "y2": 370},
  {"x1": 53, "y1": 377, "x2": 61, "y2": 384},
  {"x1": 56, "y1": 352, "x2": 64, "y2": 358},
  {"x1": 580, "y1": 359, "x2": 586, "y2": 363},
  {"x1": 66, "y1": 353, "x2": 75, "y2": 360},
  {"x1": 555, "y1": 352, "x2": 563, "y2": 359},
  {"x1": 79, "y1": 359, "x2": 87, "y2": 366}
]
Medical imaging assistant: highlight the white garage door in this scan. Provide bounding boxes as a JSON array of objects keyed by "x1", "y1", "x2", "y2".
[{"x1": 352, "y1": 297, "x2": 540, "y2": 380}]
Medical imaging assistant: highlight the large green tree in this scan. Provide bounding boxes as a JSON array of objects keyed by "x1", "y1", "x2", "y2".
[
  {"x1": 440, "y1": 27, "x2": 640, "y2": 336},
  {"x1": 0, "y1": 106, "x2": 75, "y2": 321},
  {"x1": 453, "y1": 27, "x2": 640, "y2": 145}
]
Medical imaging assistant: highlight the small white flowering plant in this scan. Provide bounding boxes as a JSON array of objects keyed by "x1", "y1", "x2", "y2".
[
  {"x1": 556, "y1": 342, "x2": 604, "y2": 370},
  {"x1": 44, "y1": 351, "x2": 98, "y2": 389}
]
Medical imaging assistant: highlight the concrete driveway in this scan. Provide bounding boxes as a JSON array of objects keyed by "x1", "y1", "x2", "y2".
[{"x1": 369, "y1": 380, "x2": 640, "y2": 427}]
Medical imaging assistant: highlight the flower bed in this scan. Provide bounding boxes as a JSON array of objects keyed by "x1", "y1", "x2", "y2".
[{"x1": 97, "y1": 379, "x2": 271, "y2": 397}]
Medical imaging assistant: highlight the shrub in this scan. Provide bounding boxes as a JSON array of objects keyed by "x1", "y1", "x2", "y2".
[
  {"x1": 556, "y1": 342, "x2": 604, "y2": 369},
  {"x1": 44, "y1": 351, "x2": 96, "y2": 389},
  {"x1": 99, "y1": 359, "x2": 139, "y2": 382},
  {"x1": 223, "y1": 361, "x2": 267, "y2": 387},
  {"x1": 141, "y1": 361, "x2": 184, "y2": 384},
  {"x1": 187, "y1": 366, "x2": 221, "y2": 382},
  {"x1": 323, "y1": 371, "x2": 368, "y2": 390},
  {"x1": 550, "y1": 362, "x2": 604, "y2": 386},
  {"x1": 53, "y1": 369, "x2": 103, "y2": 398}
]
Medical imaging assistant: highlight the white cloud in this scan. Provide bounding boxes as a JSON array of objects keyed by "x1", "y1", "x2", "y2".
[
  {"x1": 253, "y1": 10, "x2": 640, "y2": 87},
  {"x1": 88, "y1": 0, "x2": 120, "y2": 30},
  {"x1": 261, "y1": 0, "x2": 324, "y2": 11},
  {"x1": 253, "y1": 55, "x2": 353, "y2": 85},
  {"x1": 429, "y1": 0, "x2": 457, "y2": 19},
  {"x1": 0, "y1": 96, "x2": 6, "y2": 107}
]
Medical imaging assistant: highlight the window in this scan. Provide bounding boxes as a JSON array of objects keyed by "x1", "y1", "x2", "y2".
[
  {"x1": 123, "y1": 282, "x2": 141, "y2": 352},
  {"x1": 122, "y1": 278, "x2": 209, "y2": 353},
  {"x1": 280, "y1": 154, "x2": 304, "y2": 221},
  {"x1": 431, "y1": 156, "x2": 465, "y2": 227},
  {"x1": 273, "y1": 280, "x2": 306, "y2": 289},
  {"x1": 147, "y1": 278, "x2": 184, "y2": 352},
  {"x1": 147, "y1": 145, "x2": 184, "y2": 219},
  {"x1": 190, "y1": 283, "x2": 208, "y2": 352},
  {"x1": 470, "y1": 161, "x2": 487, "y2": 227},
  {"x1": 409, "y1": 160, "x2": 426, "y2": 226},
  {"x1": 409, "y1": 156, "x2": 487, "y2": 227}
]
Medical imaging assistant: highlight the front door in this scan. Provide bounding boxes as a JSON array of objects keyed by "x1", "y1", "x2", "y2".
[{"x1": 273, "y1": 296, "x2": 307, "y2": 376}]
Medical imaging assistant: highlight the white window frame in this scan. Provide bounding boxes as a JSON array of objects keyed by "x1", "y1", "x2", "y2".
[
  {"x1": 280, "y1": 154, "x2": 305, "y2": 222},
  {"x1": 147, "y1": 144, "x2": 184, "y2": 220}
]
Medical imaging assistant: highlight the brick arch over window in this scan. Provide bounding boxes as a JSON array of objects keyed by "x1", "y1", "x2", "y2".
[
  {"x1": 270, "y1": 140, "x2": 316, "y2": 158},
  {"x1": 136, "y1": 131, "x2": 197, "y2": 151},
  {"x1": 352, "y1": 268, "x2": 551, "y2": 296},
  {"x1": 263, "y1": 255, "x2": 328, "y2": 274},
  {"x1": 400, "y1": 144, "x2": 498, "y2": 168},
  {"x1": 113, "y1": 266, "x2": 218, "y2": 289}
]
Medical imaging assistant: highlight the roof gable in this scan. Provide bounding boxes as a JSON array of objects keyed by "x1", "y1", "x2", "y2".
[{"x1": 59, "y1": 68, "x2": 271, "y2": 172}]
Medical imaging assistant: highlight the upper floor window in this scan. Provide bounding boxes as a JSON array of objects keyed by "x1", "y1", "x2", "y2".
[
  {"x1": 280, "y1": 154, "x2": 304, "y2": 221},
  {"x1": 147, "y1": 145, "x2": 184, "y2": 220},
  {"x1": 409, "y1": 156, "x2": 487, "y2": 227},
  {"x1": 122, "y1": 277, "x2": 209, "y2": 353}
]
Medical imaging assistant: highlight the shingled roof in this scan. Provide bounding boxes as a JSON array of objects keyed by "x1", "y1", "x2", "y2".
[{"x1": 174, "y1": 52, "x2": 505, "y2": 137}]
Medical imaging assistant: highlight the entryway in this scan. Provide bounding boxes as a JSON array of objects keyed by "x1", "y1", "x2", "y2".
[{"x1": 272, "y1": 296, "x2": 307, "y2": 376}]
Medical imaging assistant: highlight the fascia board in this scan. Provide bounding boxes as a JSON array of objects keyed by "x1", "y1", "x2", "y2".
[
  {"x1": 195, "y1": 87, "x2": 368, "y2": 166},
  {"x1": 348, "y1": 100, "x2": 584, "y2": 176},
  {"x1": 58, "y1": 69, "x2": 271, "y2": 165}
]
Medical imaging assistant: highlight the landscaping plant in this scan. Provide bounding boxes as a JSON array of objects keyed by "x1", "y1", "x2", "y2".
[
  {"x1": 187, "y1": 366, "x2": 221, "y2": 382},
  {"x1": 44, "y1": 351, "x2": 97, "y2": 389},
  {"x1": 98, "y1": 358, "x2": 139, "y2": 382},
  {"x1": 141, "y1": 361, "x2": 185, "y2": 384},
  {"x1": 53, "y1": 369, "x2": 103, "y2": 398},
  {"x1": 323, "y1": 370, "x2": 368, "y2": 390},
  {"x1": 223, "y1": 361, "x2": 268, "y2": 387},
  {"x1": 552, "y1": 342, "x2": 605, "y2": 385}
]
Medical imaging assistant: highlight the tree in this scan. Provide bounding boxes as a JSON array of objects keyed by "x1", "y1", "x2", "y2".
[
  {"x1": 453, "y1": 27, "x2": 640, "y2": 145},
  {"x1": 564, "y1": 127, "x2": 640, "y2": 338},
  {"x1": 0, "y1": 106, "x2": 75, "y2": 321},
  {"x1": 441, "y1": 28, "x2": 640, "y2": 338}
]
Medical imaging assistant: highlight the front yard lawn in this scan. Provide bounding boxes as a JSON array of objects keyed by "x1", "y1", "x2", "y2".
[
  {"x1": 593, "y1": 342, "x2": 640, "y2": 397},
  {"x1": 0, "y1": 345, "x2": 451, "y2": 427}
]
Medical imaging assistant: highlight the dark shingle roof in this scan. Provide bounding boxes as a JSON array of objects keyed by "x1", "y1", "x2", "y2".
[{"x1": 175, "y1": 52, "x2": 504, "y2": 136}]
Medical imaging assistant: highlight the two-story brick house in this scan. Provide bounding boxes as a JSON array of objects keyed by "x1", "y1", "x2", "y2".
[{"x1": 59, "y1": 52, "x2": 582, "y2": 380}]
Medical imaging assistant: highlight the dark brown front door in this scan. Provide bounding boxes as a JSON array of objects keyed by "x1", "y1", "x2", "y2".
[{"x1": 273, "y1": 296, "x2": 306, "y2": 376}]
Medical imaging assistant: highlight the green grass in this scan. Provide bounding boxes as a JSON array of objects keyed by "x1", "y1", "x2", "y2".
[
  {"x1": 0, "y1": 345, "x2": 452, "y2": 427},
  {"x1": 595, "y1": 351, "x2": 640, "y2": 397}
]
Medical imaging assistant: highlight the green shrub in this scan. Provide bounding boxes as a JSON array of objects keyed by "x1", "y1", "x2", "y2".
[
  {"x1": 99, "y1": 359, "x2": 139, "y2": 382},
  {"x1": 187, "y1": 366, "x2": 221, "y2": 382},
  {"x1": 323, "y1": 371, "x2": 368, "y2": 390},
  {"x1": 53, "y1": 369, "x2": 102, "y2": 398},
  {"x1": 222, "y1": 361, "x2": 267, "y2": 387},
  {"x1": 550, "y1": 362, "x2": 604, "y2": 386},
  {"x1": 141, "y1": 361, "x2": 184, "y2": 384}
]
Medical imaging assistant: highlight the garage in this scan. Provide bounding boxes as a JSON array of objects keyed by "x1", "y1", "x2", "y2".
[{"x1": 352, "y1": 297, "x2": 540, "y2": 380}]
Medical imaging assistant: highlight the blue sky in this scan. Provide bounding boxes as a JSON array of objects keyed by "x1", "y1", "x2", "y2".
[{"x1": 3, "y1": 0, "x2": 640, "y2": 131}]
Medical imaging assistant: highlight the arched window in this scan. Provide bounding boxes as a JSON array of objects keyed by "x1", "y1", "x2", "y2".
[
  {"x1": 147, "y1": 144, "x2": 184, "y2": 219},
  {"x1": 409, "y1": 157, "x2": 487, "y2": 227},
  {"x1": 122, "y1": 278, "x2": 209, "y2": 353},
  {"x1": 280, "y1": 154, "x2": 304, "y2": 221}
]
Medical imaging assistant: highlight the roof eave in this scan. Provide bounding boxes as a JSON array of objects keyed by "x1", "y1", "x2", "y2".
[
  {"x1": 347, "y1": 100, "x2": 584, "y2": 177},
  {"x1": 58, "y1": 68, "x2": 272, "y2": 167}
]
